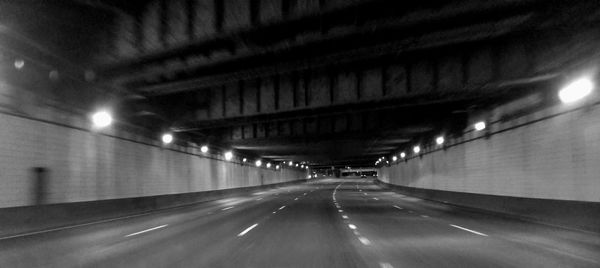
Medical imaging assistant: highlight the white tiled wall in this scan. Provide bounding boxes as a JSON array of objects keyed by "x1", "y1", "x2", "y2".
[
  {"x1": 380, "y1": 105, "x2": 600, "y2": 202},
  {"x1": 0, "y1": 114, "x2": 304, "y2": 208}
]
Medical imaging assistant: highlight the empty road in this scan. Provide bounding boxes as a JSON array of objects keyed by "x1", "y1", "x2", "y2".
[{"x1": 1, "y1": 178, "x2": 599, "y2": 267}]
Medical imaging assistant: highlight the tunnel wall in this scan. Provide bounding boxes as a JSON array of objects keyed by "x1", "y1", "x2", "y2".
[
  {"x1": 378, "y1": 101, "x2": 600, "y2": 232},
  {"x1": 0, "y1": 112, "x2": 305, "y2": 209}
]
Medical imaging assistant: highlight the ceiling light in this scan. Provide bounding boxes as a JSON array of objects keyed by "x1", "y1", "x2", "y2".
[
  {"x1": 559, "y1": 77, "x2": 594, "y2": 104},
  {"x1": 161, "y1": 133, "x2": 173, "y2": 144},
  {"x1": 436, "y1": 136, "x2": 444, "y2": 145},
  {"x1": 200, "y1": 145, "x2": 208, "y2": 153},
  {"x1": 224, "y1": 151, "x2": 233, "y2": 161},
  {"x1": 91, "y1": 110, "x2": 112, "y2": 128},
  {"x1": 413, "y1": 146, "x2": 421, "y2": 154},
  {"x1": 474, "y1": 121, "x2": 486, "y2": 131}
]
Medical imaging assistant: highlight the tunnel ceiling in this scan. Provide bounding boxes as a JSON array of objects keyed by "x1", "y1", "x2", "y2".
[{"x1": 9, "y1": 0, "x2": 600, "y2": 168}]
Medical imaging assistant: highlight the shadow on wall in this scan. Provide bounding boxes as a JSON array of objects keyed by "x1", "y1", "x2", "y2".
[{"x1": 31, "y1": 167, "x2": 48, "y2": 205}]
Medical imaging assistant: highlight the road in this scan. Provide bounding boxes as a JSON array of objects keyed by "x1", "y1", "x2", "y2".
[{"x1": 1, "y1": 178, "x2": 599, "y2": 267}]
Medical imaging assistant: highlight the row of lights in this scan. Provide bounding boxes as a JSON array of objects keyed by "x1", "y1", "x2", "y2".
[
  {"x1": 376, "y1": 76, "x2": 596, "y2": 166},
  {"x1": 9, "y1": 57, "x2": 96, "y2": 81},
  {"x1": 90, "y1": 109, "x2": 309, "y2": 170},
  {"x1": 376, "y1": 121, "x2": 486, "y2": 166}
]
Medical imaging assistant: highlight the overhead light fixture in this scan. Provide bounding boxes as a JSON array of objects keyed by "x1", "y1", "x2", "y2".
[
  {"x1": 224, "y1": 151, "x2": 233, "y2": 161},
  {"x1": 255, "y1": 160, "x2": 262, "y2": 167},
  {"x1": 161, "y1": 133, "x2": 173, "y2": 144},
  {"x1": 392, "y1": 156, "x2": 398, "y2": 161},
  {"x1": 276, "y1": 165, "x2": 280, "y2": 170},
  {"x1": 200, "y1": 145, "x2": 208, "y2": 153},
  {"x1": 436, "y1": 136, "x2": 445, "y2": 145},
  {"x1": 400, "y1": 152, "x2": 406, "y2": 158},
  {"x1": 559, "y1": 77, "x2": 594, "y2": 104},
  {"x1": 266, "y1": 162, "x2": 272, "y2": 168},
  {"x1": 295, "y1": 164, "x2": 299, "y2": 167},
  {"x1": 474, "y1": 121, "x2": 486, "y2": 131},
  {"x1": 14, "y1": 59, "x2": 24, "y2": 70},
  {"x1": 289, "y1": 161, "x2": 293, "y2": 166},
  {"x1": 91, "y1": 110, "x2": 112, "y2": 128},
  {"x1": 413, "y1": 146, "x2": 421, "y2": 154},
  {"x1": 242, "y1": 158, "x2": 247, "y2": 162}
]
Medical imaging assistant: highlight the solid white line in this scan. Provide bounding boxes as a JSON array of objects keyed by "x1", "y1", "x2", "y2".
[
  {"x1": 125, "y1": 224, "x2": 168, "y2": 237},
  {"x1": 348, "y1": 224, "x2": 357, "y2": 230},
  {"x1": 278, "y1": 206, "x2": 286, "y2": 210},
  {"x1": 338, "y1": 209, "x2": 343, "y2": 212},
  {"x1": 238, "y1": 223, "x2": 259, "y2": 237},
  {"x1": 221, "y1": 206, "x2": 234, "y2": 211},
  {"x1": 256, "y1": 198, "x2": 263, "y2": 200},
  {"x1": 450, "y1": 224, "x2": 488, "y2": 236},
  {"x1": 393, "y1": 205, "x2": 403, "y2": 210},
  {"x1": 373, "y1": 198, "x2": 379, "y2": 200},
  {"x1": 294, "y1": 198, "x2": 299, "y2": 200},
  {"x1": 358, "y1": 236, "x2": 371, "y2": 245},
  {"x1": 342, "y1": 215, "x2": 349, "y2": 219},
  {"x1": 420, "y1": 215, "x2": 429, "y2": 218},
  {"x1": 0, "y1": 209, "x2": 169, "y2": 241},
  {"x1": 379, "y1": 262, "x2": 394, "y2": 268}
]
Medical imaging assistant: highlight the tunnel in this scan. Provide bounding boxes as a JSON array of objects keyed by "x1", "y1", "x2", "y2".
[{"x1": 0, "y1": 0, "x2": 599, "y2": 267}]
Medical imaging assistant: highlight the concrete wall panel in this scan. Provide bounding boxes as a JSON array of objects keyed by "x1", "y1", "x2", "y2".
[
  {"x1": 224, "y1": 0, "x2": 251, "y2": 31},
  {"x1": 385, "y1": 64, "x2": 407, "y2": 97},
  {"x1": 225, "y1": 83, "x2": 241, "y2": 117},
  {"x1": 360, "y1": 68, "x2": 383, "y2": 100},
  {"x1": 193, "y1": 0, "x2": 216, "y2": 39},
  {"x1": 334, "y1": 71, "x2": 357, "y2": 103},
  {"x1": 260, "y1": 0, "x2": 282, "y2": 24},
  {"x1": 142, "y1": 1, "x2": 162, "y2": 52},
  {"x1": 309, "y1": 73, "x2": 330, "y2": 107},
  {"x1": 379, "y1": 104, "x2": 600, "y2": 202},
  {"x1": 166, "y1": 0, "x2": 188, "y2": 47},
  {"x1": 243, "y1": 80, "x2": 259, "y2": 115},
  {"x1": 260, "y1": 77, "x2": 276, "y2": 112},
  {"x1": 0, "y1": 113, "x2": 304, "y2": 208},
  {"x1": 209, "y1": 87, "x2": 223, "y2": 118},
  {"x1": 279, "y1": 75, "x2": 294, "y2": 110}
]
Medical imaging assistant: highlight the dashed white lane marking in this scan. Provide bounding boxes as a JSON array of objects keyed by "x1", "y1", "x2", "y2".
[
  {"x1": 294, "y1": 198, "x2": 299, "y2": 200},
  {"x1": 379, "y1": 262, "x2": 394, "y2": 268},
  {"x1": 363, "y1": 193, "x2": 367, "y2": 196},
  {"x1": 304, "y1": 193, "x2": 307, "y2": 195},
  {"x1": 450, "y1": 224, "x2": 488, "y2": 236},
  {"x1": 338, "y1": 209, "x2": 343, "y2": 212},
  {"x1": 238, "y1": 223, "x2": 259, "y2": 237},
  {"x1": 256, "y1": 198, "x2": 263, "y2": 201},
  {"x1": 393, "y1": 205, "x2": 403, "y2": 210},
  {"x1": 278, "y1": 206, "x2": 286, "y2": 210},
  {"x1": 358, "y1": 236, "x2": 371, "y2": 245},
  {"x1": 420, "y1": 215, "x2": 429, "y2": 218},
  {"x1": 348, "y1": 224, "x2": 357, "y2": 230},
  {"x1": 221, "y1": 206, "x2": 234, "y2": 211},
  {"x1": 125, "y1": 224, "x2": 168, "y2": 237},
  {"x1": 342, "y1": 215, "x2": 349, "y2": 219},
  {"x1": 373, "y1": 197, "x2": 379, "y2": 200}
]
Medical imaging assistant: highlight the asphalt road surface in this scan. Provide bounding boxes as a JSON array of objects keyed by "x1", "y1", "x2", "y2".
[{"x1": 1, "y1": 178, "x2": 599, "y2": 267}]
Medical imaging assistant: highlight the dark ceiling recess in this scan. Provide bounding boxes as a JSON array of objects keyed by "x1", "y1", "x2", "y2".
[{"x1": 90, "y1": 0, "x2": 600, "y2": 168}]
